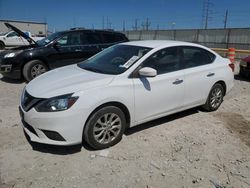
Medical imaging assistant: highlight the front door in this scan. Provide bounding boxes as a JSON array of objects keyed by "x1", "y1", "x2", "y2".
[
  {"x1": 133, "y1": 47, "x2": 184, "y2": 123},
  {"x1": 47, "y1": 31, "x2": 88, "y2": 69}
]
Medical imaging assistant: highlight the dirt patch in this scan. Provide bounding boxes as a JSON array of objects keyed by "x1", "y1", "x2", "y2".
[{"x1": 214, "y1": 112, "x2": 250, "y2": 147}]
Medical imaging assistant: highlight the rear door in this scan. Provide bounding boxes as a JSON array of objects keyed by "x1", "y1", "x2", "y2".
[
  {"x1": 181, "y1": 46, "x2": 217, "y2": 107},
  {"x1": 80, "y1": 31, "x2": 102, "y2": 58}
]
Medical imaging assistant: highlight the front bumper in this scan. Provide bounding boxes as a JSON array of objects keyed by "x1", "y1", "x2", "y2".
[
  {"x1": 19, "y1": 105, "x2": 88, "y2": 146},
  {"x1": 0, "y1": 58, "x2": 22, "y2": 79}
]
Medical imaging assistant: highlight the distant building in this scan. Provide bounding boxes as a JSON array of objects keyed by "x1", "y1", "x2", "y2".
[{"x1": 0, "y1": 19, "x2": 47, "y2": 36}]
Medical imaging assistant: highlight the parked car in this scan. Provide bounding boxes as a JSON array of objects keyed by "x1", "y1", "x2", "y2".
[
  {"x1": 0, "y1": 30, "x2": 44, "y2": 49},
  {"x1": 240, "y1": 56, "x2": 250, "y2": 77},
  {"x1": 0, "y1": 23, "x2": 128, "y2": 81},
  {"x1": 19, "y1": 40, "x2": 234, "y2": 149}
]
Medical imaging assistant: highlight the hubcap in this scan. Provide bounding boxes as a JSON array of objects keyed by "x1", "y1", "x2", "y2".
[
  {"x1": 210, "y1": 87, "x2": 223, "y2": 108},
  {"x1": 93, "y1": 113, "x2": 122, "y2": 144},
  {"x1": 31, "y1": 64, "x2": 46, "y2": 78}
]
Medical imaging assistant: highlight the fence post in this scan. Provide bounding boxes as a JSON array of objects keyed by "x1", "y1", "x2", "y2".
[{"x1": 226, "y1": 29, "x2": 231, "y2": 49}]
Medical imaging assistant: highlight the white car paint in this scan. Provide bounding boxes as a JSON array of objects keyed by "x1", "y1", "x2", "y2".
[
  {"x1": 0, "y1": 31, "x2": 43, "y2": 47},
  {"x1": 20, "y1": 40, "x2": 234, "y2": 146}
]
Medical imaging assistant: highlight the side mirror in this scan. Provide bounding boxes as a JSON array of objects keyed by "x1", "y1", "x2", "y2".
[
  {"x1": 53, "y1": 41, "x2": 60, "y2": 49},
  {"x1": 139, "y1": 67, "x2": 157, "y2": 77}
]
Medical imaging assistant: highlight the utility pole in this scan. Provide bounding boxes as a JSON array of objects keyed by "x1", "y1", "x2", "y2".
[
  {"x1": 106, "y1": 17, "x2": 108, "y2": 29},
  {"x1": 132, "y1": 19, "x2": 138, "y2": 30},
  {"x1": 102, "y1": 16, "x2": 104, "y2": 29},
  {"x1": 201, "y1": 0, "x2": 213, "y2": 29},
  {"x1": 123, "y1": 20, "x2": 125, "y2": 31},
  {"x1": 224, "y1": 9, "x2": 228, "y2": 29},
  {"x1": 145, "y1": 18, "x2": 150, "y2": 31}
]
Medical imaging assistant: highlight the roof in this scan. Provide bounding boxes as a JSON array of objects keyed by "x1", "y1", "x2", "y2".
[
  {"x1": 123, "y1": 40, "x2": 206, "y2": 49},
  {"x1": 0, "y1": 19, "x2": 47, "y2": 25}
]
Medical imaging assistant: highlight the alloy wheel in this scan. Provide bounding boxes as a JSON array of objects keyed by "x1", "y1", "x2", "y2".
[
  {"x1": 93, "y1": 113, "x2": 122, "y2": 144},
  {"x1": 210, "y1": 87, "x2": 223, "y2": 109},
  {"x1": 31, "y1": 64, "x2": 46, "y2": 78}
]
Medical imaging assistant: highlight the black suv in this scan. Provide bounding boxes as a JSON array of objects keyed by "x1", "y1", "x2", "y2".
[{"x1": 0, "y1": 23, "x2": 128, "y2": 81}]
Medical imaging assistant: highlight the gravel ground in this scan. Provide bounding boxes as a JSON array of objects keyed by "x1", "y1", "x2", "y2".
[{"x1": 0, "y1": 74, "x2": 250, "y2": 188}]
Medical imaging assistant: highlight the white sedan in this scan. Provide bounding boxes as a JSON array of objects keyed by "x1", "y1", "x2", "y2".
[{"x1": 19, "y1": 40, "x2": 234, "y2": 149}]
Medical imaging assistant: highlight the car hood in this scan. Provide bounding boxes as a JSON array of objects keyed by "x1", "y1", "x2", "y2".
[
  {"x1": 4, "y1": 23, "x2": 38, "y2": 46},
  {"x1": 26, "y1": 65, "x2": 115, "y2": 98}
]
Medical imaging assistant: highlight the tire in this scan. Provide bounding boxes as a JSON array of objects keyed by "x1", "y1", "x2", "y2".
[
  {"x1": 202, "y1": 83, "x2": 225, "y2": 112},
  {"x1": 23, "y1": 60, "x2": 48, "y2": 82},
  {"x1": 0, "y1": 41, "x2": 5, "y2": 50},
  {"x1": 83, "y1": 106, "x2": 126, "y2": 150}
]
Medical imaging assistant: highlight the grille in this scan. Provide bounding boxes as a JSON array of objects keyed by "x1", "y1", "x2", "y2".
[
  {"x1": 21, "y1": 90, "x2": 42, "y2": 112},
  {"x1": 41, "y1": 130, "x2": 66, "y2": 141}
]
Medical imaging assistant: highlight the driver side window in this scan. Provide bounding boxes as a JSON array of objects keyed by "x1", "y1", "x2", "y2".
[
  {"x1": 142, "y1": 47, "x2": 181, "y2": 75},
  {"x1": 57, "y1": 32, "x2": 81, "y2": 46}
]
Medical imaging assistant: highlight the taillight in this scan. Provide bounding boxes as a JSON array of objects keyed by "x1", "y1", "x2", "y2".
[{"x1": 228, "y1": 63, "x2": 235, "y2": 72}]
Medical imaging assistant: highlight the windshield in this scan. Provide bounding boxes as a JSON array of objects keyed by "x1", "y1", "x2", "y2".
[
  {"x1": 77, "y1": 45, "x2": 152, "y2": 75},
  {"x1": 0, "y1": 31, "x2": 9, "y2": 36},
  {"x1": 36, "y1": 32, "x2": 63, "y2": 46}
]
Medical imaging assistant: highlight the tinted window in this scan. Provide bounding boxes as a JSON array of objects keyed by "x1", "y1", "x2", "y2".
[
  {"x1": 142, "y1": 47, "x2": 181, "y2": 74},
  {"x1": 103, "y1": 33, "x2": 119, "y2": 43},
  {"x1": 57, "y1": 32, "x2": 81, "y2": 46},
  {"x1": 182, "y1": 47, "x2": 215, "y2": 68},
  {"x1": 114, "y1": 35, "x2": 125, "y2": 42},
  {"x1": 82, "y1": 32, "x2": 102, "y2": 44}
]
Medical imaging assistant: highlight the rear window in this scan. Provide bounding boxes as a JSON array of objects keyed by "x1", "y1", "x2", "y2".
[
  {"x1": 102, "y1": 33, "x2": 125, "y2": 43},
  {"x1": 182, "y1": 46, "x2": 216, "y2": 68},
  {"x1": 81, "y1": 32, "x2": 102, "y2": 44}
]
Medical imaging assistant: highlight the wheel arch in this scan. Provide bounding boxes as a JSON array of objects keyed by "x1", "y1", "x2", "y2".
[
  {"x1": 0, "y1": 40, "x2": 5, "y2": 49},
  {"x1": 21, "y1": 58, "x2": 49, "y2": 77}
]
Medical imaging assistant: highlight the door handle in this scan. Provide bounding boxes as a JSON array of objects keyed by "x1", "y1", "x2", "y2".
[
  {"x1": 207, "y1": 72, "x2": 215, "y2": 77},
  {"x1": 173, "y1": 79, "x2": 183, "y2": 85},
  {"x1": 75, "y1": 49, "x2": 83, "y2": 52}
]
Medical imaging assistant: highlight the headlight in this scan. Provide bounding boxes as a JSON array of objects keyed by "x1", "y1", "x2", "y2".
[
  {"x1": 35, "y1": 93, "x2": 78, "y2": 112},
  {"x1": 4, "y1": 52, "x2": 16, "y2": 58},
  {"x1": 240, "y1": 60, "x2": 247, "y2": 67}
]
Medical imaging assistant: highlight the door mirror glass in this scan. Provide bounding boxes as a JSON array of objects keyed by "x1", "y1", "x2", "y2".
[{"x1": 139, "y1": 67, "x2": 157, "y2": 77}]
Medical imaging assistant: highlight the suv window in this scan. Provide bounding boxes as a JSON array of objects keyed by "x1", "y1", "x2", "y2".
[
  {"x1": 57, "y1": 32, "x2": 81, "y2": 46},
  {"x1": 83, "y1": 32, "x2": 102, "y2": 44},
  {"x1": 182, "y1": 46, "x2": 215, "y2": 68},
  {"x1": 102, "y1": 33, "x2": 122, "y2": 43},
  {"x1": 142, "y1": 47, "x2": 181, "y2": 75}
]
